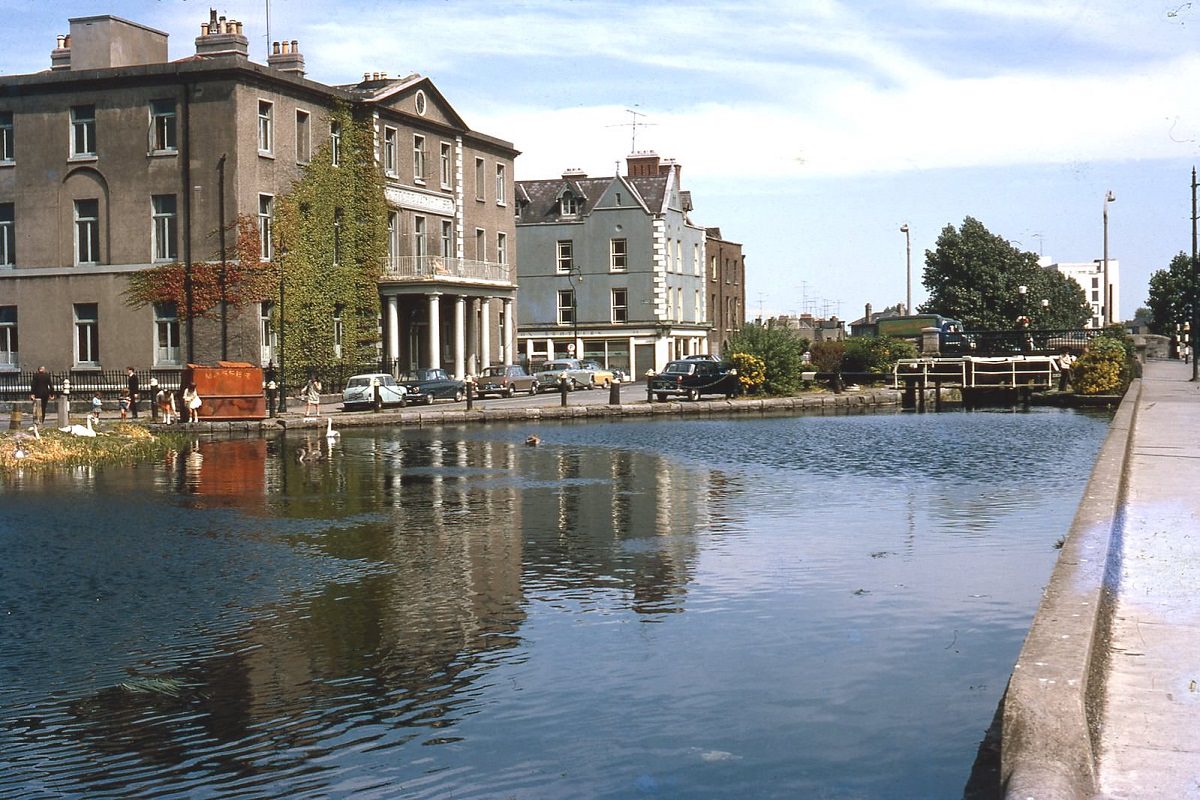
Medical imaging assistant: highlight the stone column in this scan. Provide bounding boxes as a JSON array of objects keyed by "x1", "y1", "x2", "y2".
[
  {"x1": 386, "y1": 295, "x2": 399, "y2": 375},
  {"x1": 503, "y1": 298, "x2": 515, "y2": 366},
  {"x1": 427, "y1": 292, "x2": 441, "y2": 369},
  {"x1": 480, "y1": 297, "x2": 492, "y2": 370},
  {"x1": 466, "y1": 297, "x2": 478, "y2": 375},
  {"x1": 454, "y1": 295, "x2": 466, "y2": 379}
]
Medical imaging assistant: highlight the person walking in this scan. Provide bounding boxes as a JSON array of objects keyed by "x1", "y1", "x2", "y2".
[
  {"x1": 303, "y1": 374, "x2": 322, "y2": 417},
  {"x1": 126, "y1": 367, "x2": 140, "y2": 418},
  {"x1": 29, "y1": 366, "x2": 53, "y2": 424}
]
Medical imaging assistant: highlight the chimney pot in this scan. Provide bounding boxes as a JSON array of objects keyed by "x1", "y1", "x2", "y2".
[
  {"x1": 273, "y1": 41, "x2": 281, "y2": 55},
  {"x1": 291, "y1": 39, "x2": 298, "y2": 50},
  {"x1": 200, "y1": 23, "x2": 209, "y2": 35}
]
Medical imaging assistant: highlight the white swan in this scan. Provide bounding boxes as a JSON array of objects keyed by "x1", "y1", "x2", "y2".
[
  {"x1": 325, "y1": 417, "x2": 340, "y2": 439},
  {"x1": 60, "y1": 416, "x2": 97, "y2": 437}
]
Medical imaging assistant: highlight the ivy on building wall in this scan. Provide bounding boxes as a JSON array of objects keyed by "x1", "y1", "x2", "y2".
[
  {"x1": 124, "y1": 213, "x2": 276, "y2": 320},
  {"x1": 273, "y1": 103, "x2": 389, "y2": 378}
]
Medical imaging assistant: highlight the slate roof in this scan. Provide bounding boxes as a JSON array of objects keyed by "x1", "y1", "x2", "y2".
[{"x1": 516, "y1": 174, "x2": 670, "y2": 224}]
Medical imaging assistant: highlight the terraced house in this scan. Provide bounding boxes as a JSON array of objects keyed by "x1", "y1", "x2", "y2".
[
  {"x1": 0, "y1": 12, "x2": 518, "y2": 385},
  {"x1": 516, "y1": 153, "x2": 744, "y2": 376}
]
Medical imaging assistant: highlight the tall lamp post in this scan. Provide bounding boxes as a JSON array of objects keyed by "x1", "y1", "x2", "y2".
[
  {"x1": 567, "y1": 264, "x2": 583, "y2": 357},
  {"x1": 900, "y1": 224, "x2": 911, "y2": 315},
  {"x1": 1103, "y1": 190, "x2": 1115, "y2": 326}
]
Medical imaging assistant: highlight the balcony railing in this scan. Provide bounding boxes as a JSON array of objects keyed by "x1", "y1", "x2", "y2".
[{"x1": 382, "y1": 256, "x2": 513, "y2": 285}]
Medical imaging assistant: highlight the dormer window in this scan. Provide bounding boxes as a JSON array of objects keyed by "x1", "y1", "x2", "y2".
[{"x1": 560, "y1": 194, "x2": 579, "y2": 216}]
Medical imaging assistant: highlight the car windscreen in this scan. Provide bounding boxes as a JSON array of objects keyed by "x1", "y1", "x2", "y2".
[{"x1": 663, "y1": 363, "x2": 695, "y2": 375}]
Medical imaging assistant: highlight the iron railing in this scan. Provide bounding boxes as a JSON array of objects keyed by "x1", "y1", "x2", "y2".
[
  {"x1": 382, "y1": 255, "x2": 513, "y2": 284},
  {"x1": 0, "y1": 368, "x2": 184, "y2": 402},
  {"x1": 962, "y1": 328, "x2": 1104, "y2": 357}
]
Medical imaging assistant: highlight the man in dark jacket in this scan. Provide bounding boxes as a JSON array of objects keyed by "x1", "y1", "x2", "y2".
[
  {"x1": 30, "y1": 366, "x2": 53, "y2": 424},
  {"x1": 126, "y1": 367, "x2": 140, "y2": 418}
]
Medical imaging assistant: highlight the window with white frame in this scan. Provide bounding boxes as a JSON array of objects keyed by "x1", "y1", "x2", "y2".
[
  {"x1": 560, "y1": 193, "x2": 578, "y2": 215},
  {"x1": 557, "y1": 289, "x2": 575, "y2": 325},
  {"x1": 710, "y1": 254, "x2": 718, "y2": 281},
  {"x1": 496, "y1": 232, "x2": 508, "y2": 266},
  {"x1": 71, "y1": 105, "x2": 96, "y2": 157},
  {"x1": 330, "y1": 120, "x2": 341, "y2": 165},
  {"x1": 151, "y1": 194, "x2": 177, "y2": 262},
  {"x1": 440, "y1": 219, "x2": 452, "y2": 258},
  {"x1": 260, "y1": 301, "x2": 277, "y2": 363},
  {"x1": 74, "y1": 199, "x2": 100, "y2": 265},
  {"x1": 258, "y1": 194, "x2": 273, "y2": 260},
  {"x1": 74, "y1": 302, "x2": 99, "y2": 366},
  {"x1": 0, "y1": 306, "x2": 16, "y2": 367},
  {"x1": 475, "y1": 228, "x2": 486, "y2": 261},
  {"x1": 693, "y1": 243, "x2": 701, "y2": 275},
  {"x1": 295, "y1": 110, "x2": 311, "y2": 163},
  {"x1": 0, "y1": 111, "x2": 12, "y2": 162},
  {"x1": 150, "y1": 99, "x2": 176, "y2": 153},
  {"x1": 333, "y1": 304, "x2": 344, "y2": 359},
  {"x1": 675, "y1": 239, "x2": 682, "y2": 273},
  {"x1": 257, "y1": 100, "x2": 273, "y2": 155},
  {"x1": 154, "y1": 302, "x2": 180, "y2": 365},
  {"x1": 440, "y1": 142, "x2": 452, "y2": 187},
  {"x1": 474, "y1": 157, "x2": 485, "y2": 200},
  {"x1": 695, "y1": 289, "x2": 702, "y2": 322},
  {"x1": 413, "y1": 134, "x2": 426, "y2": 181},
  {"x1": 556, "y1": 240, "x2": 573, "y2": 273},
  {"x1": 414, "y1": 215, "x2": 427, "y2": 257},
  {"x1": 384, "y1": 127, "x2": 397, "y2": 175},
  {"x1": 610, "y1": 238, "x2": 627, "y2": 271},
  {"x1": 387, "y1": 211, "x2": 399, "y2": 269},
  {"x1": 0, "y1": 203, "x2": 12, "y2": 266},
  {"x1": 495, "y1": 163, "x2": 507, "y2": 205},
  {"x1": 675, "y1": 287, "x2": 683, "y2": 321},
  {"x1": 333, "y1": 207, "x2": 343, "y2": 266},
  {"x1": 612, "y1": 288, "x2": 628, "y2": 323}
]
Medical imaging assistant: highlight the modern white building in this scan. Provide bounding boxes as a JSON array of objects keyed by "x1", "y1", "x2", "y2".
[{"x1": 1041, "y1": 258, "x2": 1120, "y2": 328}]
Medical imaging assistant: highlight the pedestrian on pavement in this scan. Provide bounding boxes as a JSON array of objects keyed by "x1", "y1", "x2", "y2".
[
  {"x1": 126, "y1": 367, "x2": 140, "y2": 418},
  {"x1": 29, "y1": 365, "x2": 53, "y2": 424},
  {"x1": 156, "y1": 385, "x2": 176, "y2": 424},
  {"x1": 92, "y1": 393, "x2": 103, "y2": 421},
  {"x1": 1058, "y1": 351, "x2": 1075, "y2": 391},
  {"x1": 182, "y1": 383, "x2": 201, "y2": 423},
  {"x1": 303, "y1": 374, "x2": 322, "y2": 417}
]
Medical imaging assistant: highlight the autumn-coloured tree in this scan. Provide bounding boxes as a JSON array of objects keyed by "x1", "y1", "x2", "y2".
[{"x1": 124, "y1": 213, "x2": 279, "y2": 320}]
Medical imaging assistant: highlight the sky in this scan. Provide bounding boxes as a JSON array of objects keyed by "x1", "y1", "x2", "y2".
[{"x1": 4, "y1": 0, "x2": 1199, "y2": 323}]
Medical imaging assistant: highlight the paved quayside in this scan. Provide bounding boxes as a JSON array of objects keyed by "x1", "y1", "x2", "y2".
[{"x1": 1002, "y1": 358, "x2": 1200, "y2": 799}]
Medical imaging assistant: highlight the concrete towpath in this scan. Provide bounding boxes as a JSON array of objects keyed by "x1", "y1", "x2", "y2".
[{"x1": 1095, "y1": 359, "x2": 1200, "y2": 798}]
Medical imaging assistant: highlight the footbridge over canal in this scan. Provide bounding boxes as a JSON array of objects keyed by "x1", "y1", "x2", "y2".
[{"x1": 999, "y1": 358, "x2": 1200, "y2": 798}]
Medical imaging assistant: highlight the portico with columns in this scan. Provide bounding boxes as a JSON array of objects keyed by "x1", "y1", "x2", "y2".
[{"x1": 381, "y1": 286, "x2": 516, "y2": 378}]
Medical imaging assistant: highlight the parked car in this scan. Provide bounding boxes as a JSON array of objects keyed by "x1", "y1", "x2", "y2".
[
  {"x1": 533, "y1": 358, "x2": 612, "y2": 390},
  {"x1": 476, "y1": 364, "x2": 539, "y2": 397},
  {"x1": 398, "y1": 368, "x2": 466, "y2": 404},
  {"x1": 650, "y1": 359, "x2": 740, "y2": 401},
  {"x1": 578, "y1": 360, "x2": 617, "y2": 387},
  {"x1": 608, "y1": 366, "x2": 630, "y2": 383},
  {"x1": 341, "y1": 373, "x2": 407, "y2": 410},
  {"x1": 683, "y1": 354, "x2": 721, "y2": 362}
]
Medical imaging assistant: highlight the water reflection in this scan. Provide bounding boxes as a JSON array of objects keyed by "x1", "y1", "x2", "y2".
[{"x1": 0, "y1": 409, "x2": 1110, "y2": 799}]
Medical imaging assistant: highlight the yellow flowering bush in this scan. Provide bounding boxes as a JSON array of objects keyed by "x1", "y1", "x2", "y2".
[
  {"x1": 1072, "y1": 335, "x2": 1133, "y2": 395},
  {"x1": 730, "y1": 352, "x2": 766, "y2": 392}
]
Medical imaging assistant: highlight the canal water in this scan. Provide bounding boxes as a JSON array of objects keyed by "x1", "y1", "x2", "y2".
[{"x1": 0, "y1": 407, "x2": 1111, "y2": 799}]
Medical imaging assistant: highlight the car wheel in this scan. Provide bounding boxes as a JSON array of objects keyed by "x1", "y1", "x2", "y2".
[
  {"x1": 529, "y1": 381, "x2": 539, "y2": 395},
  {"x1": 686, "y1": 388, "x2": 700, "y2": 402},
  {"x1": 603, "y1": 378, "x2": 612, "y2": 388},
  {"x1": 504, "y1": 386, "x2": 514, "y2": 398},
  {"x1": 423, "y1": 394, "x2": 434, "y2": 405},
  {"x1": 656, "y1": 393, "x2": 667, "y2": 402},
  {"x1": 454, "y1": 389, "x2": 465, "y2": 402}
]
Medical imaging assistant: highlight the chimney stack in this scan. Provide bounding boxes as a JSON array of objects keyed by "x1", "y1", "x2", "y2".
[
  {"x1": 195, "y1": 9, "x2": 249, "y2": 58},
  {"x1": 267, "y1": 38, "x2": 306, "y2": 77},
  {"x1": 51, "y1": 33, "x2": 71, "y2": 70},
  {"x1": 625, "y1": 151, "x2": 661, "y2": 177}
]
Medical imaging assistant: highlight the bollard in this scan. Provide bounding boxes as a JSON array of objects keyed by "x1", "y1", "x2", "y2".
[
  {"x1": 8, "y1": 407, "x2": 21, "y2": 430},
  {"x1": 646, "y1": 371, "x2": 655, "y2": 403},
  {"x1": 149, "y1": 378, "x2": 159, "y2": 422},
  {"x1": 57, "y1": 395, "x2": 70, "y2": 428},
  {"x1": 373, "y1": 379, "x2": 382, "y2": 412},
  {"x1": 465, "y1": 378, "x2": 474, "y2": 411},
  {"x1": 609, "y1": 380, "x2": 621, "y2": 405},
  {"x1": 267, "y1": 381, "x2": 278, "y2": 417},
  {"x1": 560, "y1": 376, "x2": 569, "y2": 407}
]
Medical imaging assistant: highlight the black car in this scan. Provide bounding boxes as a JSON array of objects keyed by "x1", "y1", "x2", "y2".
[
  {"x1": 650, "y1": 359, "x2": 740, "y2": 401},
  {"x1": 399, "y1": 368, "x2": 466, "y2": 404}
]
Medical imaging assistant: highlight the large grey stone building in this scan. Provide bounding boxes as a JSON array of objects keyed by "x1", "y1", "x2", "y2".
[
  {"x1": 515, "y1": 153, "x2": 736, "y2": 376},
  {"x1": 0, "y1": 12, "x2": 518, "y2": 380}
]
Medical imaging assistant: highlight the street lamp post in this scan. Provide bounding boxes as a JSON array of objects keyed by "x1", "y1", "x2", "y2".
[
  {"x1": 900, "y1": 224, "x2": 911, "y2": 315},
  {"x1": 567, "y1": 265, "x2": 583, "y2": 357},
  {"x1": 1103, "y1": 191, "x2": 1115, "y2": 326}
]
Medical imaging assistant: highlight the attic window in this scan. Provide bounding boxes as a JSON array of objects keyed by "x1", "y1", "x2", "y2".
[
  {"x1": 560, "y1": 194, "x2": 579, "y2": 215},
  {"x1": 415, "y1": 90, "x2": 427, "y2": 116}
]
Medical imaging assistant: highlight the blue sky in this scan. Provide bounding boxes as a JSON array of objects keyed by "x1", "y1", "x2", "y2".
[{"x1": 4, "y1": 0, "x2": 1199, "y2": 322}]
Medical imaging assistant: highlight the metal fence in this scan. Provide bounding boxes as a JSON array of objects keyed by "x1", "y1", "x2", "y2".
[
  {"x1": 964, "y1": 328, "x2": 1104, "y2": 357},
  {"x1": 0, "y1": 368, "x2": 184, "y2": 402}
]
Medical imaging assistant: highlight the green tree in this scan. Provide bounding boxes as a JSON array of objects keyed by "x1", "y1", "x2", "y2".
[
  {"x1": 1145, "y1": 252, "x2": 1199, "y2": 335},
  {"x1": 725, "y1": 323, "x2": 809, "y2": 394},
  {"x1": 841, "y1": 336, "x2": 917, "y2": 373},
  {"x1": 920, "y1": 217, "x2": 1089, "y2": 330}
]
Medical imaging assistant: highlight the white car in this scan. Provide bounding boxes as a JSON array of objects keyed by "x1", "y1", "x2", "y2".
[
  {"x1": 341, "y1": 373, "x2": 407, "y2": 410},
  {"x1": 533, "y1": 358, "x2": 609, "y2": 390}
]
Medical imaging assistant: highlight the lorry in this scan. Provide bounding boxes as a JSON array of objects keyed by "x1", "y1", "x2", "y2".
[{"x1": 875, "y1": 314, "x2": 968, "y2": 353}]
